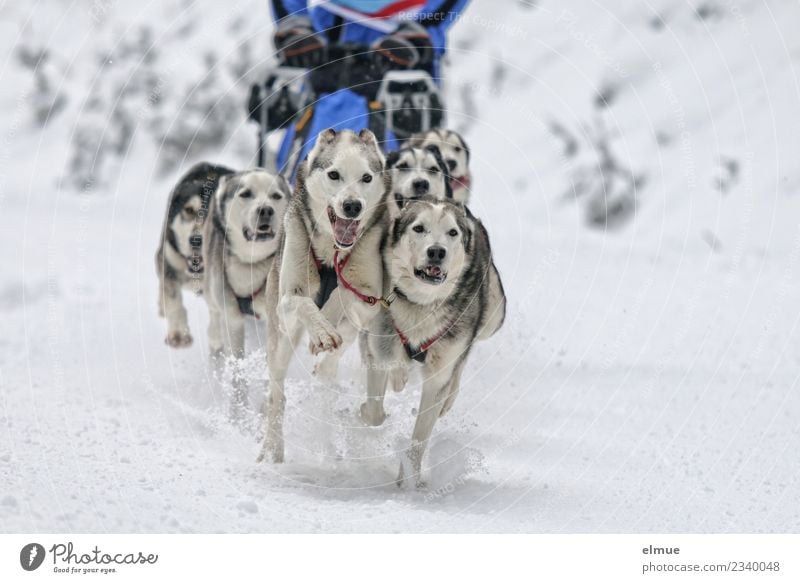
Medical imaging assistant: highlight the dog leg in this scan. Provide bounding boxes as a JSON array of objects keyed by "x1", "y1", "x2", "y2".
[
  {"x1": 361, "y1": 364, "x2": 388, "y2": 426},
  {"x1": 258, "y1": 321, "x2": 301, "y2": 463},
  {"x1": 280, "y1": 295, "x2": 342, "y2": 355},
  {"x1": 397, "y1": 359, "x2": 457, "y2": 488},
  {"x1": 207, "y1": 308, "x2": 225, "y2": 368},
  {"x1": 224, "y1": 312, "x2": 248, "y2": 421},
  {"x1": 439, "y1": 357, "x2": 467, "y2": 418},
  {"x1": 161, "y1": 276, "x2": 192, "y2": 348}
]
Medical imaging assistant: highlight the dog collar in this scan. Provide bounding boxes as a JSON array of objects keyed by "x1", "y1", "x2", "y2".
[
  {"x1": 332, "y1": 249, "x2": 384, "y2": 306},
  {"x1": 393, "y1": 321, "x2": 449, "y2": 363}
]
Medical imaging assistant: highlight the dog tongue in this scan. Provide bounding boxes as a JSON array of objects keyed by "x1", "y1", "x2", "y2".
[
  {"x1": 333, "y1": 217, "x2": 358, "y2": 247},
  {"x1": 426, "y1": 265, "x2": 442, "y2": 277}
]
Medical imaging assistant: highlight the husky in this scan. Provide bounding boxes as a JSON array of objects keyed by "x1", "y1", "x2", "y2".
[
  {"x1": 361, "y1": 197, "x2": 506, "y2": 487},
  {"x1": 156, "y1": 162, "x2": 233, "y2": 348},
  {"x1": 202, "y1": 168, "x2": 291, "y2": 410},
  {"x1": 385, "y1": 145, "x2": 452, "y2": 216},
  {"x1": 409, "y1": 129, "x2": 471, "y2": 204},
  {"x1": 257, "y1": 128, "x2": 391, "y2": 463}
]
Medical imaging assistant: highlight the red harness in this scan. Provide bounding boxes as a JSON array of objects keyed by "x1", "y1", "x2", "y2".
[{"x1": 309, "y1": 247, "x2": 447, "y2": 360}]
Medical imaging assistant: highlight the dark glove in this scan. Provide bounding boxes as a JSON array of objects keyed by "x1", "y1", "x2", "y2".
[
  {"x1": 372, "y1": 23, "x2": 433, "y2": 72},
  {"x1": 273, "y1": 16, "x2": 326, "y2": 68}
]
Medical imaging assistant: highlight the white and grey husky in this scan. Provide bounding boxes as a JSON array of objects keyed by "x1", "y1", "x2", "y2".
[
  {"x1": 156, "y1": 163, "x2": 233, "y2": 348},
  {"x1": 361, "y1": 197, "x2": 506, "y2": 487},
  {"x1": 258, "y1": 128, "x2": 392, "y2": 463},
  {"x1": 202, "y1": 168, "x2": 291, "y2": 411}
]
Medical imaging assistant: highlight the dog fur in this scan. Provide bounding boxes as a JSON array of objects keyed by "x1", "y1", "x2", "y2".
[
  {"x1": 258, "y1": 128, "x2": 391, "y2": 463},
  {"x1": 361, "y1": 197, "x2": 506, "y2": 487},
  {"x1": 202, "y1": 167, "x2": 291, "y2": 411},
  {"x1": 408, "y1": 129, "x2": 471, "y2": 204},
  {"x1": 385, "y1": 145, "x2": 452, "y2": 216},
  {"x1": 156, "y1": 162, "x2": 233, "y2": 348}
]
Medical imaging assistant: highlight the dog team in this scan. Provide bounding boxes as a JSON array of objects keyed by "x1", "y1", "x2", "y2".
[{"x1": 155, "y1": 127, "x2": 506, "y2": 487}]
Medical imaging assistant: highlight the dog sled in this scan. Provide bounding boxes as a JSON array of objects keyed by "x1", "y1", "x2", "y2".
[{"x1": 247, "y1": 42, "x2": 446, "y2": 175}]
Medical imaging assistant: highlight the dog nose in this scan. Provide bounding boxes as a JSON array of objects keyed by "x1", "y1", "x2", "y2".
[
  {"x1": 258, "y1": 206, "x2": 274, "y2": 219},
  {"x1": 446, "y1": 159, "x2": 457, "y2": 171},
  {"x1": 342, "y1": 199, "x2": 362, "y2": 218},
  {"x1": 189, "y1": 234, "x2": 202, "y2": 248},
  {"x1": 412, "y1": 179, "x2": 429, "y2": 195},
  {"x1": 426, "y1": 245, "x2": 446, "y2": 263}
]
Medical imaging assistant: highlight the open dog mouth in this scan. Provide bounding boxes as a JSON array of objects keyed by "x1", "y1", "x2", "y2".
[
  {"x1": 414, "y1": 264, "x2": 447, "y2": 285},
  {"x1": 450, "y1": 175, "x2": 470, "y2": 191},
  {"x1": 327, "y1": 206, "x2": 359, "y2": 248},
  {"x1": 243, "y1": 225, "x2": 275, "y2": 242}
]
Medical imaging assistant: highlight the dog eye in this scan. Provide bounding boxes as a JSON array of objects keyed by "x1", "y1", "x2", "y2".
[
  {"x1": 183, "y1": 206, "x2": 196, "y2": 217},
  {"x1": 361, "y1": 173, "x2": 372, "y2": 183},
  {"x1": 448, "y1": 229, "x2": 459, "y2": 237},
  {"x1": 270, "y1": 192, "x2": 282, "y2": 200},
  {"x1": 454, "y1": 146, "x2": 462, "y2": 153},
  {"x1": 239, "y1": 189, "x2": 252, "y2": 199},
  {"x1": 429, "y1": 166, "x2": 440, "y2": 173},
  {"x1": 396, "y1": 163, "x2": 410, "y2": 170},
  {"x1": 412, "y1": 224, "x2": 424, "y2": 233},
  {"x1": 327, "y1": 170, "x2": 340, "y2": 180}
]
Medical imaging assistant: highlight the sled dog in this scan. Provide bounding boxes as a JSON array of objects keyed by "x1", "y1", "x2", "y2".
[
  {"x1": 409, "y1": 129, "x2": 471, "y2": 204},
  {"x1": 361, "y1": 197, "x2": 506, "y2": 487},
  {"x1": 258, "y1": 128, "x2": 391, "y2": 463},
  {"x1": 202, "y1": 167, "x2": 291, "y2": 408},
  {"x1": 385, "y1": 144, "x2": 452, "y2": 216},
  {"x1": 156, "y1": 162, "x2": 233, "y2": 348}
]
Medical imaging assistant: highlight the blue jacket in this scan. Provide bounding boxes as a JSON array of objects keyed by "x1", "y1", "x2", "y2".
[{"x1": 271, "y1": 0, "x2": 469, "y2": 175}]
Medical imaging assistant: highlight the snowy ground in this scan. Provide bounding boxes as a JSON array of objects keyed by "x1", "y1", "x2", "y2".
[{"x1": 1, "y1": 0, "x2": 799, "y2": 532}]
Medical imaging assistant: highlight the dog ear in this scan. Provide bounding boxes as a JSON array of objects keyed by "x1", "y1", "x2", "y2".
[
  {"x1": 319, "y1": 128, "x2": 337, "y2": 144},
  {"x1": 456, "y1": 209, "x2": 474, "y2": 252},
  {"x1": 358, "y1": 128, "x2": 378, "y2": 146}
]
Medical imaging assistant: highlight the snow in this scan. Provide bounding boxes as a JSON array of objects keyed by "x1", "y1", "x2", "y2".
[{"x1": 1, "y1": 0, "x2": 799, "y2": 533}]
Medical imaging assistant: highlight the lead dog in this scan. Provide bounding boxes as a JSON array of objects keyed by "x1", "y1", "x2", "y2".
[
  {"x1": 156, "y1": 162, "x2": 233, "y2": 348},
  {"x1": 361, "y1": 198, "x2": 506, "y2": 487},
  {"x1": 408, "y1": 129, "x2": 471, "y2": 204},
  {"x1": 258, "y1": 128, "x2": 391, "y2": 463},
  {"x1": 202, "y1": 168, "x2": 291, "y2": 412}
]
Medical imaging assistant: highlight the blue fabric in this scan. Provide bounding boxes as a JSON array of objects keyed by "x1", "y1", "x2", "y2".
[{"x1": 271, "y1": 0, "x2": 469, "y2": 176}]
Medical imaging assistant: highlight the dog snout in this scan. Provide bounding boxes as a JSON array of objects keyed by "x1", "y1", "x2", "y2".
[
  {"x1": 412, "y1": 179, "x2": 429, "y2": 195},
  {"x1": 257, "y1": 206, "x2": 274, "y2": 230},
  {"x1": 426, "y1": 245, "x2": 447, "y2": 263},
  {"x1": 342, "y1": 199, "x2": 362, "y2": 219},
  {"x1": 446, "y1": 159, "x2": 457, "y2": 172}
]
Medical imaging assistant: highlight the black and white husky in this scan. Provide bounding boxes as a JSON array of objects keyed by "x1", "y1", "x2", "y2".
[
  {"x1": 409, "y1": 129, "x2": 471, "y2": 204},
  {"x1": 385, "y1": 144, "x2": 452, "y2": 215},
  {"x1": 202, "y1": 168, "x2": 291, "y2": 408},
  {"x1": 361, "y1": 197, "x2": 506, "y2": 487},
  {"x1": 258, "y1": 128, "x2": 391, "y2": 463},
  {"x1": 156, "y1": 162, "x2": 233, "y2": 348}
]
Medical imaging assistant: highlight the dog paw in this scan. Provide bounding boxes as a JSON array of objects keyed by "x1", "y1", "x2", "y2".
[
  {"x1": 165, "y1": 330, "x2": 193, "y2": 348},
  {"x1": 360, "y1": 402, "x2": 386, "y2": 426},
  {"x1": 308, "y1": 319, "x2": 342, "y2": 355}
]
